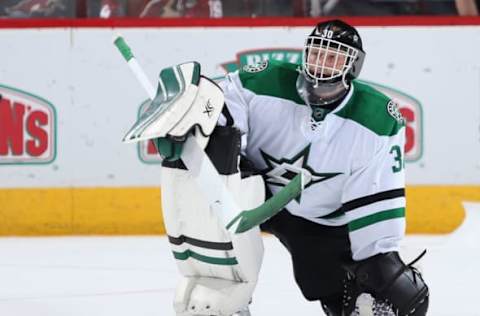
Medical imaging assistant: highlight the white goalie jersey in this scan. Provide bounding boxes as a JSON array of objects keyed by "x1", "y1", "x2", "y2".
[{"x1": 219, "y1": 60, "x2": 407, "y2": 261}]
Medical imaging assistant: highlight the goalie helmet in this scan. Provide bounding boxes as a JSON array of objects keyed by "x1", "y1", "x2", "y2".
[
  {"x1": 302, "y1": 19, "x2": 365, "y2": 88},
  {"x1": 298, "y1": 19, "x2": 366, "y2": 107}
]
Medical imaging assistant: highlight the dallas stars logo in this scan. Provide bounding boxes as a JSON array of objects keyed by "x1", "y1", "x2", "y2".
[{"x1": 260, "y1": 145, "x2": 342, "y2": 202}]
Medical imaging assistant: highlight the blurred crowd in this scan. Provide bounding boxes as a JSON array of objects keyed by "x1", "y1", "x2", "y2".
[{"x1": 0, "y1": 0, "x2": 478, "y2": 18}]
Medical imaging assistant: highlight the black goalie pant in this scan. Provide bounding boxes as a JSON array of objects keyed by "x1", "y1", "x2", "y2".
[{"x1": 260, "y1": 210, "x2": 352, "y2": 306}]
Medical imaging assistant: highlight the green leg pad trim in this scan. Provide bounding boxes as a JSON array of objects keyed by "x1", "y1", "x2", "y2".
[{"x1": 172, "y1": 250, "x2": 238, "y2": 266}]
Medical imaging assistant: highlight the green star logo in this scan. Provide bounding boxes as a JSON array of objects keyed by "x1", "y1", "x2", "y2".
[{"x1": 260, "y1": 145, "x2": 342, "y2": 202}]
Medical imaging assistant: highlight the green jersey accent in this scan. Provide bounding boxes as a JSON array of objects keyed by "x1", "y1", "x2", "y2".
[
  {"x1": 334, "y1": 81, "x2": 404, "y2": 136},
  {"x1": 348, "y1": 207, "x2": 405, "y2": 232},
  {"x1": 238, "y1": 60, "x2": 305, "y2": 105}
]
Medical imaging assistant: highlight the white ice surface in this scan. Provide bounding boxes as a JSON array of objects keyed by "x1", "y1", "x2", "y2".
[{"x1": 0, "y1": 202, "x2": 479, "y2": 316}]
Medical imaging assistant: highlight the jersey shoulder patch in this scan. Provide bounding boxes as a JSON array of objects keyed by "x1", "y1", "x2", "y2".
[
  {"x1": 242, "y1": 60, "x2": 269, "y2": 73},
  {"x1": 334, "y1": 80, "x2": 405, "y2": 136},
  {"x1": 238, "y1": 60, "x2": 305, "y2": 105}
]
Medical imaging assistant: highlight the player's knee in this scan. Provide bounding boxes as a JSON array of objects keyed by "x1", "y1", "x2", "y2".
[
  {"x1": 345, "y1": 251, "x2": 429, "y2": 316},
  {"x1": 384, "y1": 256, "x2": 429, "y2": 315}
]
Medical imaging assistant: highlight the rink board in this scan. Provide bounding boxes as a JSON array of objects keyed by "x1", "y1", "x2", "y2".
[
  {"x1": 0, "y1": 185, "x2": 479, "y2": 235},
  {"x1": 1, "y1": 21, "x2": 480, "y2": 235}
]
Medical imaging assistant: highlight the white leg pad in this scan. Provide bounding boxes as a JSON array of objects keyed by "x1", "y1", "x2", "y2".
[
  {"x1": 162, "y1": 163, "x2": 265, "y2": 316},
  {"x1": 174, "y1": 277, "x2": 255, "y2": 316}
]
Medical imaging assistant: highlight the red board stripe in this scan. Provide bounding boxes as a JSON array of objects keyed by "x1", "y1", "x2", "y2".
[{"x1": 1, "y1": 16, "x2": 480, "y2": 29}]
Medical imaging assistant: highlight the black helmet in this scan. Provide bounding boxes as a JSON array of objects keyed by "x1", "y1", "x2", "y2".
[{"x1": 302, "y1": 19, "x2": 366, "y2": 88}]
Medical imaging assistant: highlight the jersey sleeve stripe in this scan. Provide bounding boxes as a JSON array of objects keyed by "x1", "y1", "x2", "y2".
[
  {"x1": 348, "y1": 207, "x2": 405, "y2": 232},
  {"x1": 317, "y1": 209, "x2": 345, "y2": 219},
  {"x1": 316, "y1": 190, "x2": 405, "y2": 220},
  {"x1": 341, "y1": 188, "x2": 405, "y2": 213},
  {"x1": 346, "y1": 197, "x2": 405, "y2": 221}
]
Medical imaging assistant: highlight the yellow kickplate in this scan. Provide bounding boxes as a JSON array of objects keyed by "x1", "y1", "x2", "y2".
[
  {"x1": 0, "y1": 187, "x2": 164, "y2": 236},
  {"x1": 0, "y1": 186, "x2": 478, "y2": 235},
  {"x1": 405, "y1": 186, "x2": 480, "y2": 234}
]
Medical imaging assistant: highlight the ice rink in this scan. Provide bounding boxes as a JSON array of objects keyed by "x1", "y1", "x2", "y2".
[{"x1": 1, "y1": 202, "x2": 479, "y2": 316}]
